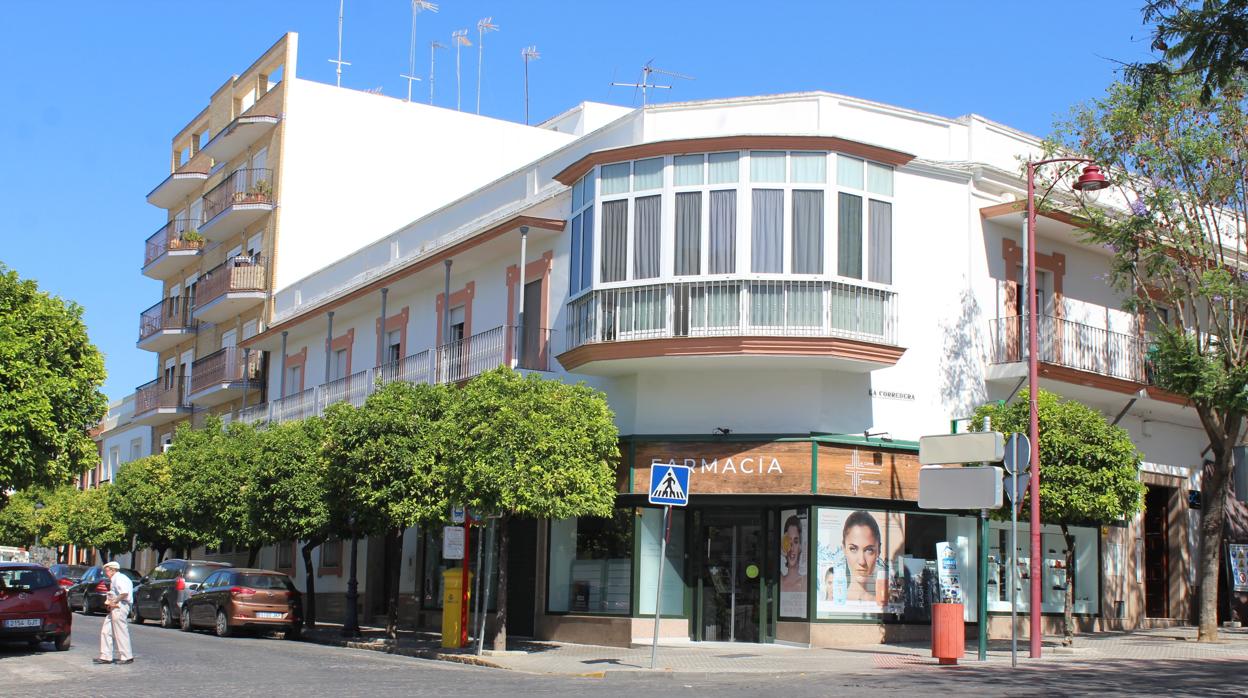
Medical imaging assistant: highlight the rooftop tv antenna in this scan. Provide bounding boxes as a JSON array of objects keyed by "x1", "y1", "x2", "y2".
[
  {"x1": 452, "y1": 29, "x2": 471, "y2": 111},
  {"x1": 476, "y1": 17, "x2": 500, "y2": 115},
  {"x1": 429, "y1": 40, "x2": 447, "y2": 105},
  {"x1": 328, "y1": 0, "x2": 352, "y2": 87},
  {"x1": 402, "y1": 1, "x2": 438, "y2": 102},
  {"x1": 610, "y1": 60, "x2": 694, "y2": 107},
  {"x1": 521, "y1": 45, "x2": 540, "y2": 125}
]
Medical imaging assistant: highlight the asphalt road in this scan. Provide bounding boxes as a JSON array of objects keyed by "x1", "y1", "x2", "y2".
[{"x1": 3, "y1": 613, "x2": 1246, "y2": 697}]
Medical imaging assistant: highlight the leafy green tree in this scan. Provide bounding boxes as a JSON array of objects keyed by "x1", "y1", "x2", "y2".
[
  {"x1": 0, "y1": 265, "x2": 107, "y2": 497},
  {"x1": 975, "y1": 390, "x2": 1145, "y2": 645},
  {"x1": 444, "y1": 367, "x2": 619, "y2": 650},
  {"x1": 0, "y1": 489, "x2": 45, "y2": 548},
  {"x1": 248, "y1": 416, "x2": 331, "y2": 626},
  {"x1": 323, "y1": 381, "x2": 454, "y2": 638},
  {"x1": 1050, "y1": 72, "x2": 1248, "y2": 641},
  {"x1": 1129, "y1": 0, "x2": 1248, "y2": 103},
  {"x1": 67, "y1": 485, "x2": 126, "y2": 563},
  {"x1": 166, "y1": 417, "x2": 264, "y2": 562},
  {"x1": 109, "y1": 454, "x2": 195, "y2": 562}
]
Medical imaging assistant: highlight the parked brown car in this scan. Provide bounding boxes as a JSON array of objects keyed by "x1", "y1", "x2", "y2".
[{"x1": 179, "y1": 568, "x2": 302, "y2": 639}]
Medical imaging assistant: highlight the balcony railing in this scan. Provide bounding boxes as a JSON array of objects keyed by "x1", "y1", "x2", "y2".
[
  {"x1": 135, "y1": 376, "x2": 191, "y2": 414},
  {"x1": 196, "y1": 256, "x2": 268, "y2": 308},
  {"x1": 565, "y1": 278, "x2": 898, "y2": 352},
  {"x1": 235, "y1": 326, "x2": 552, "y2": 427},
  {"x1": 144, "y1": 219, "x2": 204, "y2": 267},
  {"x1": 203, "y1": 167, "x2": 274, "y2": 221},
  {"x1": 139, "y1": 297, "x2": 194, "y2": 341},
  {"x1": 988, "y1": 314, "x2": 1149, "y2": 383},
  {"x1": 190, "y1": 346, "x2": 264, "y2": 395}
]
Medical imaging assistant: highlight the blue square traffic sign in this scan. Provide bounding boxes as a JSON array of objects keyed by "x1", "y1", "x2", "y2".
[{"x1": 648, "y1": 464, "x2": 691, "y2": 506}]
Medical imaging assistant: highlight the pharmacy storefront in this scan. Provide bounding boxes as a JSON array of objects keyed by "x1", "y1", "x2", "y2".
[{"x1": 534, "y1": 435, "x2": 1103, "y2": 648}]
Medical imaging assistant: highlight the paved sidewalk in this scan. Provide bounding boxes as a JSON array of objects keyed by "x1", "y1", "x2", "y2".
[{"x1": 297, "y1": 622, "x2": 1248, "y2": 678}]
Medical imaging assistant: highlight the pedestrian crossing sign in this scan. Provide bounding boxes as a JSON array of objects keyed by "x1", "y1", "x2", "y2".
[{"x1": 648, "y1": 464, "x2": 691, "y2": 507}]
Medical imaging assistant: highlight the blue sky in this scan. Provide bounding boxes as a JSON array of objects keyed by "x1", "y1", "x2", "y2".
[{"x1": 0, "y1": 1, "x2": 1156, "y2": 402}]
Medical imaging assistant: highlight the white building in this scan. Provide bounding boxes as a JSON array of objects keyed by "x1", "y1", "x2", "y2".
[{"x1": 227, "y1": 86, "x2": 1207, "y2": 646}]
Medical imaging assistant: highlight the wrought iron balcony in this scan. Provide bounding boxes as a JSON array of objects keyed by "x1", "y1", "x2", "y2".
[
  {"x1": 137, "y1": 297, "x2": 195, "y2": 352},
  {"x1": 133, "y1": 377, "x2": 192, "y2": 425},
  {"x1": 988, "y1": 314, "x2": 1150, "y2": 384},
  {"x1": 193, "y1": 256, "x2": 268, "y2": 324},
  {"x1": 142, "y1": 219, "x2": 204, "y2": 278},
  {"x1": 200, "y1": 167, "x2": 274, "y2": 242}
]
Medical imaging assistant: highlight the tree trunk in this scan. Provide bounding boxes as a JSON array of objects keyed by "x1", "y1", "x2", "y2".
[
  {"x1": 247, "y1": 545, "x2": 260, "y2": 568},
  {"x1": 156, "y1": 546, "x2": 167, "y2": 563},
  {"x1": 1198, "y1": 453, "x2": 1234, "y2": 642},
  {"x1": 1061, "y1": 524, "x2": 1076, "y2": 646},
  {"x1": 302, "y1": 540, "x2": 320, "y2": 627},
  {"x1": 386, "y1": 528, "x2": 404, "y2": 640},
  {"x1": 490, "y1": 515, "x2": 510, "y2": 651}
]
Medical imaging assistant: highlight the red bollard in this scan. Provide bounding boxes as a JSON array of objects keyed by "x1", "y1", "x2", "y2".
[{"x1": 931, "y1": 603, "x2": 966, "y2": 665}]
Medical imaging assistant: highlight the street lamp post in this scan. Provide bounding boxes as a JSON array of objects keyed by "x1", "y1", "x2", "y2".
[
  {"x1": 1023, "y1": 159, "x2": 1107, "y2": 658},
  {"x1": 343, "y1": 514, "x2": 361, "y2": 638}
]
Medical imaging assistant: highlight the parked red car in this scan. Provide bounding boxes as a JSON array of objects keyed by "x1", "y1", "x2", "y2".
[{"x1": 0, "y1": 563, "x2": 72, "y2": 651}]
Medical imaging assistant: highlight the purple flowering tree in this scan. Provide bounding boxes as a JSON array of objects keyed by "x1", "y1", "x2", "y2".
[{"x1": 1050, "y1": 72, "x2": 1248, "y2": 642}]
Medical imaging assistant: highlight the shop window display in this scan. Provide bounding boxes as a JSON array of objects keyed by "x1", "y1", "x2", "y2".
[
  {"x1": 815, "y1": 508, "x2": 974, "y2": 622},
  {"x1": 985, "y1": 522, "x2": 1098, "y2": 615},
  {"x1": 548, "y1": 510, "x2": 633, "y2": 614}
]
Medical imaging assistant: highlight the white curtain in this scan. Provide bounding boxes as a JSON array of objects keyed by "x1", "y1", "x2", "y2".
[
  {"x1": 868, "y1": 200, "x2": 893, "y2": 284},
  {"x1": 601, "y1": 162, "x2": 631, "y2": 195},
  {"x1": 867, "y1": 162, "x2": 894, "y2": 196},
  {"x1": 751, "y1": 189, "x2": 783, "y2": 273},
  {"x1": 709, "y1": 189, "x2": 736, "y2": 274},
  {"x1": 792, "y1": 190, "x2": 824, "y2": 274},
  {"x1": 674, "y1": 154, "x2": 704, "y2": 186},
  {"x1": 633, "y1": 157, "x2": 664, "y2": 191},
  {"x1": 790, "y1": 152, "x2": 827, "y2": 183},
  {"x1": 750, "y1": 150, "x2": 785, "y2": 183},
  {"x1": 633, "y1": 195, "x2": 661, "y2": 279},
  {"x1": 675, "y1": 192, "x2": 701, "y2": 275},
  {"x1": 601, "y1": 200, "x2": 628, "y2": 282},
  {"x1": 708, "y1": 152, "x2": 740, "y2": 184},
  {"x1": 837, "y1": 154, "x2": 864, "y2": 189}
]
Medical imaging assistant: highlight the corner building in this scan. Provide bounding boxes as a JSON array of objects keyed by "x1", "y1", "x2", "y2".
[{"x1": 160, "y1": 35, "x2": 1212, "y2": 646}]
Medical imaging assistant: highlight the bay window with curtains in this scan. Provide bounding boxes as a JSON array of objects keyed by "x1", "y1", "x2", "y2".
[{"x1": 571, "y1": 148, "x2": 896, "y2": 345}]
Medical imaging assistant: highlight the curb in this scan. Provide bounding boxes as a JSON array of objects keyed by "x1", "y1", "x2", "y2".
[{"x1": 298, "y1": 634, "x2": 508, "y2": 670}]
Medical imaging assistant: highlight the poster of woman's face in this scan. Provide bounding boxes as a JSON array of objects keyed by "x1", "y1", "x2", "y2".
[
  {"x1": 778, "y1": 508, "x2": 807, "y2": 618},
  {"x1": 816, "y1": 509, "x2": 903, "y2": 617}
]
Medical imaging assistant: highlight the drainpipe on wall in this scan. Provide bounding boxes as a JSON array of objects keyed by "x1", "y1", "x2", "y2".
[{"x1": 325, "y1": 311, "x2": 335, "y2": 382}]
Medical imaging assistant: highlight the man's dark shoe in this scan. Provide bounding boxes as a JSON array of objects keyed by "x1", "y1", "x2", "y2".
[
  {"x1": 117, "y1": 659, "x2": 134, "y2": 665},
  {"x1": 93, "y1": 658, "x2": 112, "y2": 665}
]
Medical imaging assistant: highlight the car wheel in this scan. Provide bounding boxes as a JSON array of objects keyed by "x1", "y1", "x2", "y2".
[
  {"x1": 285, "y1": 624, "x2": 302, "y2": 641},
  {"x1": 214, "y1": 609, "x2": 233, "y2": 638},
  {"x1": 180, "y1": 606, "x2": 193, "y2": 632},
  {"x1": 129, "y1": 604, "x2": 143, "y2": 624},
  {"x1": 160, "y1": 602, "x2": 176, "y2": 629},
  {"x1": 54, "y1": 634, "x2": 71, "y2": 652}
]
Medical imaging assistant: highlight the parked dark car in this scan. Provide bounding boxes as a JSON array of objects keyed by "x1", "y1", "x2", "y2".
[
  {"x1": 68, "y1": 566, "x2": 141, "y2": 615},
  {"x1": 133, "y1": 559, "x2": 230, "y2": 628},
  {"x1": 46, "y1": 564, "x2": 90, "y2": 590},
  {"x1": 180, "y1": 569, "x2": 301, "y2": 639},
  {"x1": 0, "y1": 563, "x2": 72, "y2": 651}
]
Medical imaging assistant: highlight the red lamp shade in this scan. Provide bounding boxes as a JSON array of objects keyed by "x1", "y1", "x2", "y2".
[{"x1": 1073, "y1": 164, "x2": 1109, "y2": 192}]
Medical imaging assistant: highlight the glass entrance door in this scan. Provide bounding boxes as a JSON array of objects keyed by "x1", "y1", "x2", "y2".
[{"x1": 698, "y1": 510, "x2": 764, "y2": 642}]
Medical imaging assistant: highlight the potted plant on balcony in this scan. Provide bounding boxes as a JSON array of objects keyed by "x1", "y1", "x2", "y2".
[
  {"x1": 243, "y1": 180, "x2": 272, "y2": 204},
  {"x1": 180, "y1": 230, "x2": 204, "y2": 246}
]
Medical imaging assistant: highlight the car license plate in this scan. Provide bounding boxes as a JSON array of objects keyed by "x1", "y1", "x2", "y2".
[
  {"x1": 3, "y1": 618, "x2": 41, "y2": 628},
  {"x1": 256, "y1": 612, "x2": 283, "y2": 619}
]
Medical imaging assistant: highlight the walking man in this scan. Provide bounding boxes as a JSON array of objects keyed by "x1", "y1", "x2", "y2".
[{"x1": 95, "y1": 561, "x2": 134, "y2": 665}]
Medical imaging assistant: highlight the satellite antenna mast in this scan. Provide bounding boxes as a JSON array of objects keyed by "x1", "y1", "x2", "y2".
[
  {"x1": 452, "y1": 29, "x2": 471, "y2": 111},
  {"x1": 610, "y1": 60, "x2": 694, "y2": 107},
  {"x1": 328, "y1": 0, "x2": 351, "y2": 87},
  {"x1": 429, "y1": 40, "x2": 447, "y2": 105},
  {"x1": 402, "y1": 1, "x2": 438, "y2": 102},
  {"x1": 521, "y1": 46, "x2": 540, "y2": 125},
  {"x1": 476, "y1": 17, "x2": 500, "y2": 115}
]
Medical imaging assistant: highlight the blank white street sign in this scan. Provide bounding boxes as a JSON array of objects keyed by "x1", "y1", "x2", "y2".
[
  {"x1": 919, "y1": 466, "x2": 1004, "y2": 509},
  {"x1": 919, "y1": 432, "x2": 1005, "y2": 465}
]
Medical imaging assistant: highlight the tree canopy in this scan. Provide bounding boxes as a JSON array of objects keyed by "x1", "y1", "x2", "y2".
[
  {"x1": 0, "y1": 265, "x2": 107, "y2": 498},
  {"x1": 165, "y1": 417, "x2": 263, "y2": 554},
  {"x1": 109, "y1": 453, "x2": 196, "y2": 557},
  {"x1": 0, "y1": 488, "x2": 45, "y2": 548},
  {"x1": 1130, "y1": 0, "x2": 1248, "y2": 103},
  {"x1": 975, "y1": 389, "x2": 1144, "y2": 644}
]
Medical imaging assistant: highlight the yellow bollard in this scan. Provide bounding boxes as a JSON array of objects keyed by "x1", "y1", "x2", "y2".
[{"x1": 441, "y1": 569, "x2": 472, "y2": 648}]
